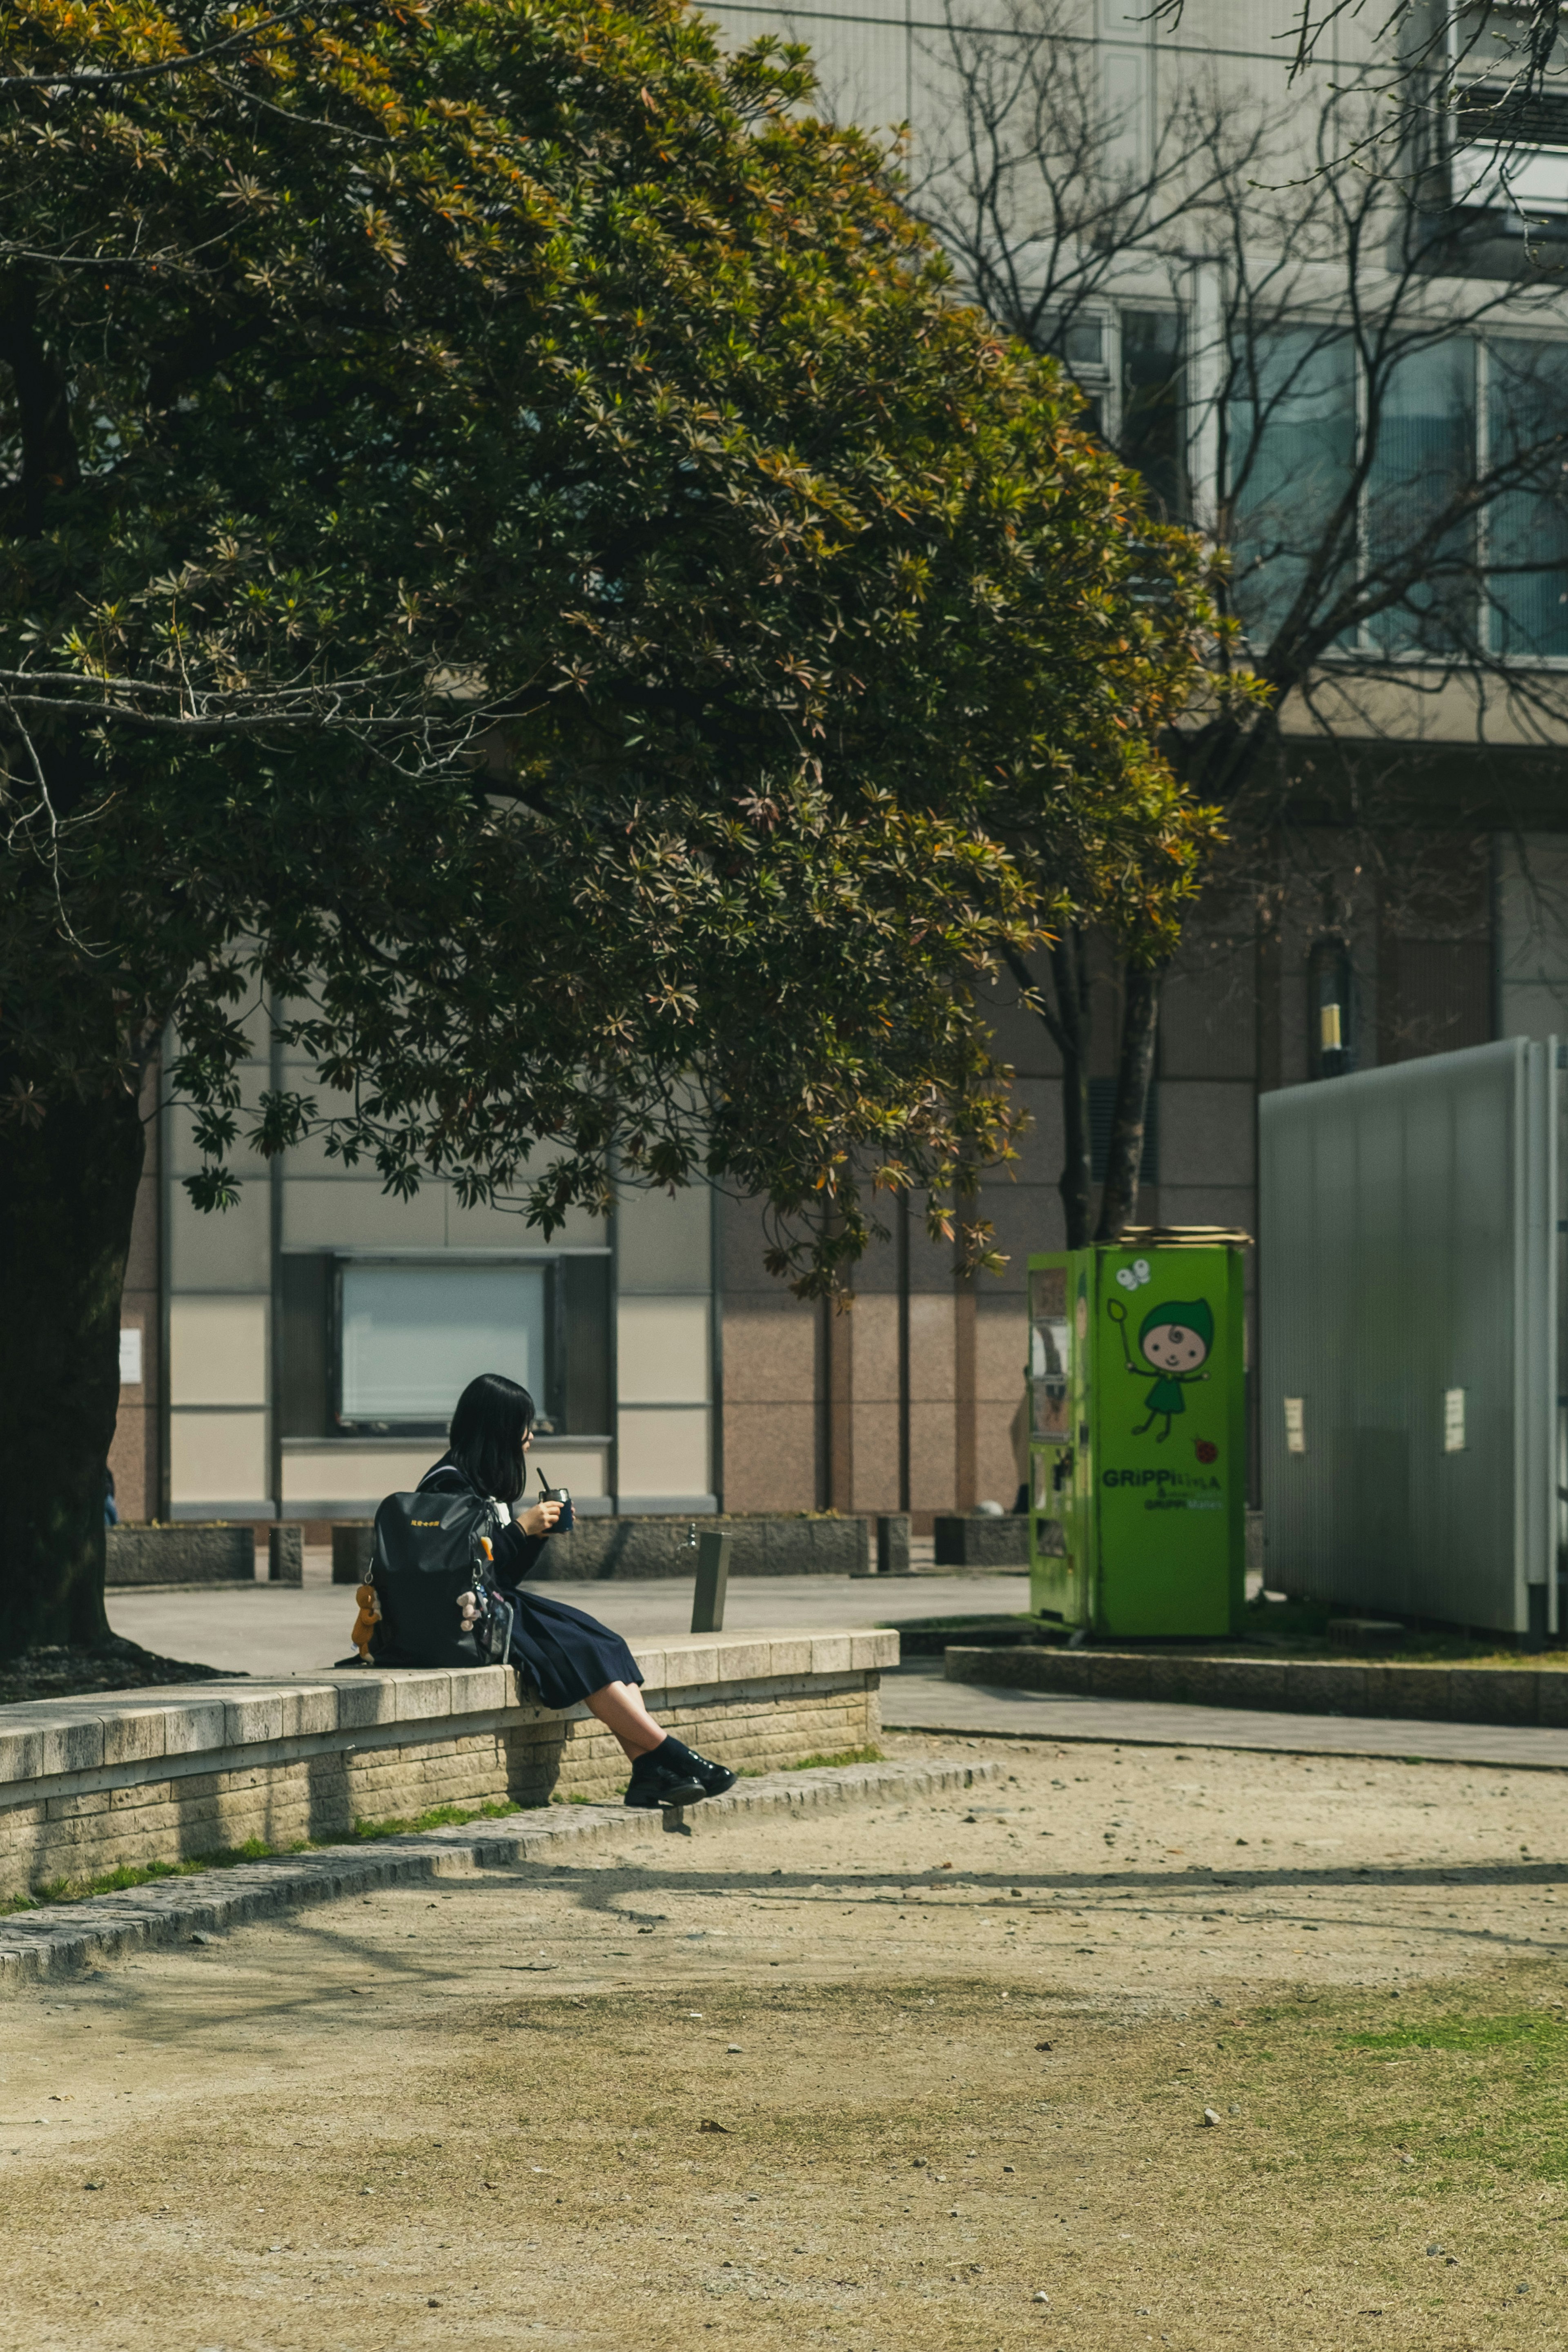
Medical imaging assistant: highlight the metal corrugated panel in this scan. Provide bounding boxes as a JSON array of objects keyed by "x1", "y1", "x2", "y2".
[{"x1": 1259, "y1": 1039, "x2": 1557, "y2": 1633}]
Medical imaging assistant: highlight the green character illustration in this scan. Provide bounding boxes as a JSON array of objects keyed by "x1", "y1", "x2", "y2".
[{"x1": 1106, "y1": 1296, "x2": 1214, "y2": 1442}]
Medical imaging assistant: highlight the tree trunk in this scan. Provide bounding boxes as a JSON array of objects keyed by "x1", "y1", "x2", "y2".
[
  {"x1": 1050, "y1": 931, "x2": 1093, "y2": 1249},
  {"x1": 1094, "y1": 964, "x2": 1163, "y2": 1243},
  {"x1": 0, "y1": 1085, "x2": 146, "y2": 1658}
]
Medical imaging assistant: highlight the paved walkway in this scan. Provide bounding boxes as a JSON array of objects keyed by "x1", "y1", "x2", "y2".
[
  {"x1": 882, "y1": 1654, "x2": 1568, "y2": 1771},
  {"x1": 106, "y1": 1571, "x2": 1031, "y2": 1679}
]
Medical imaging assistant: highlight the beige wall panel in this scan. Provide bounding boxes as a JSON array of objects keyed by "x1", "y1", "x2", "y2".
[
  {"x1": 616, "y1": 1407, "x2": 710, "y2": 1497},
  {"x1": 109, "y1": 1399, "x2": 153, "y2": 1523},
  {"x1": 1160, "y1": 951, "x2": 1260, "y2": 1080},
  {"x1": 717, "y1": 1193, "x2": 776, "y2": 1294},
  {"x1": 976, "y1": 1403, "x2": 1025, "y2": 1514},
  {"x1": 851, "y1": 1400, "x2": 900, "y2": 1512},
  {"x1": 617, "y1": 1295, "x2": 710, "y2": 1405},
  {"x1": 446, "y1": 1195, "x2": 609, "y2": 1251},
  {"x1": 169, "y1": 1184, "x2": 271, "y2": 1291},
  {"x1": 170, "y1": 1410, "x2": 268, "y2": 1505},
  {"x1": 263, "y1": 1126, "x2": 365, "y2": 1178},
  {"x1": 849, "y1": 1294, "x2": 899, "y2": 1404},
  {"x1": 278, "y1": 1440, "x2": 611, "y2": 1511},
  {"x1": 1499, "y1": 833, "x2": 1568, "y2": 1040},
  {"x1": 280, "y1": 1445, "x2": 435, "y2": 1509},
  {"x1": 167, "y1": 1099, "x2": 271, "y2": 1180},
  {"x1": 1283, "y1": 667, "x2": 1568, "y2": 747},
  {"x1": 519, "y1": 1443, "x2": 610, "y2": 1501},
  {"x1": 976, "y1": 1298, "x2": 1029, "y2": 1405},
  {"x1": 980, "y1": 1183, "x2": 1062, "y2": 1280},
  {"x1": 616, "y1": 1182, "x2": 710, "y2": 1293},
  {"x1": 907, "y1": 1294, "x2": 956, "y2": 1403},
  {"x1": 721, "y1": 1402, "x2": 817, "y2": 1514},
  {"x1": 125, "y1": 1149, "x2": 160, "y2": 1293},
  {"x1": 1159, "y1": 1081, "x2": 1256, "y2": 1188},
  {"x1": 1153, "y1": 1185, "x2": 1256, "y2": 1234},
  {"x1": 719, "y1": 1298, "x2": 817, "y2": 1405},
  {"x1": 170, "y1": 1295, "x2": 269, "y2": 1407},
  {"x1": 281, "y1": 1180, "x2": 446, "y2": 1250},
  {"x1": 908, "y1": 1401, "x2": 957, "y2": 1513}
]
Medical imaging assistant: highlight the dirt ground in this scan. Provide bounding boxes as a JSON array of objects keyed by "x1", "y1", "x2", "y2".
[{"x1": 4, "y1": 1731, "x2": 1568, "y2": 2351}]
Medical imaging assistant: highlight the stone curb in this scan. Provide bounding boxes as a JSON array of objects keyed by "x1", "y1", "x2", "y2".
[
  {"x1": 944, "y1": 1643, "x2": 1568, "y2": 1727},
  {"x1": 0, "y1": 1755, "x2": 998, "y2": 1989}
]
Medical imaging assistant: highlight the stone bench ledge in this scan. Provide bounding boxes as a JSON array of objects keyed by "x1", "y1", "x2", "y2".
[{"x1": 0, "y1": 1627, "x2": 899, "y2": 1791}]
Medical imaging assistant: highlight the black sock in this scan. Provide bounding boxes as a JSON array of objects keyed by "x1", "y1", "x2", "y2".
[{"x1": 653, "y1": 1734, "x2": 697, "y2": 1768}]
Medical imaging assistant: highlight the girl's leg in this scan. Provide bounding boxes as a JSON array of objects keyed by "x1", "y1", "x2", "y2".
[{"x1": 584, "y1": 1679, "x2": 671, "y2": 1763}]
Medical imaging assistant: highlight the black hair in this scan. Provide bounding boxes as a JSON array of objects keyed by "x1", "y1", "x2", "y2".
[{"x1": 449, "y1": 1372, "x2": 536, "y2": 1505}]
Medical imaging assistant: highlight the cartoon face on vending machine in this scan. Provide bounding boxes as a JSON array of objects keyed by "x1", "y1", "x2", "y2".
[{"x1": 1107, "y1": 1262, "x2": 1215, "y2": 1447}]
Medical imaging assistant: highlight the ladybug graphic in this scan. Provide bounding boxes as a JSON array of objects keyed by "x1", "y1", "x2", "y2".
[{"x1": 1194, "y1": 1438, "x2": 1218, "y2": 1465}]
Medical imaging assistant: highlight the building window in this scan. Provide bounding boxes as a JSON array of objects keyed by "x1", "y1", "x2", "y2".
[
  {"x1": 1448, "y1": 79, "x2": 1568, "y2": 216},
  {"x1": 338, "y1": 1261, "x2": 548, "y2": 1430},
  {"x1": 278, "y1": 1253, "x2": 612, "y2": 1438},
  {"x1": 1487, "y1": 337, "x2": 1568, "y2": 656},
  {"x1": 1227, "y1": 326, "x2": 1356, "y2": 644},
  {"x1": 1227, "y1": 328, "x2": 1568, "y2": 660},
  {"x1": 1120, "y1": 309, "x2": 1186, "y2": 520},
  {"x1": 1365, "y1": 340, "x2": 1477, "y2": 653}
]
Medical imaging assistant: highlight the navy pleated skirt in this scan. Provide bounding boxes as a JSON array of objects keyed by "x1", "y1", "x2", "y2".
[{"x1": 498, "y1": 1585, "x2": 643, "y2": 1711}]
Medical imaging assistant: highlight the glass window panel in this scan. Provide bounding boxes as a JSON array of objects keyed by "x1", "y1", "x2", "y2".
[
  {"x1": 1064, "y1": 318, "x2": 1106, "y2": 370},
  {"x1": 1120, "y1": 308, "x2": 1186, "y2": 519},
  {"x1": 1227, "y1": 326, "x2": 1356, "y2": 646},
  {"x1": 339, "y1": 1262, "x2": 547, "y2": 1423},
  {"x1": 1487, "y1": 338, "x2": 1568, "y2": 658},
  {"x1": 1365, "y1": 339, "x2": 1476, "y2": 653}
]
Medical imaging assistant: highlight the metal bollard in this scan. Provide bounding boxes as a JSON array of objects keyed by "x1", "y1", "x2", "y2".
[{"x1": 690, "y1": 1530, "x2": 732, "y2": 1633}]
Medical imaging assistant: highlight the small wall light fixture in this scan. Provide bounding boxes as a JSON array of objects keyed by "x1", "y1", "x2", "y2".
[{"x1": 1307, "y1": 937, "x2": 1355, "y2": 1080}]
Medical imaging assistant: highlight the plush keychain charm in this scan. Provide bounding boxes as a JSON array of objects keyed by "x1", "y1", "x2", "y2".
[
  {"x1": 455, "y1": 1536, "x2": 496, "y2": 1631},
  {"x1": 351, "y1": 1581, "x2": 380, "y2": 1662}
]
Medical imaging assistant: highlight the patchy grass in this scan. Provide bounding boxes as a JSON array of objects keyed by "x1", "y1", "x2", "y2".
[
  {"x1": 737, "y1": 1744, "x2": 886, "y2": 1778},
  {"x1": 16, "y1": 1962, "x2": 1568, "y2": 2348},
  {"x1": 789, "y1": 1743, "x2": 885, "y2": 1770},
  {"x1": 2, "y1": 1837, "x2": 286, "y2": 1915},
  {"x1": 343, "y1": 1797, "x2": 525, "y2": 1841}
]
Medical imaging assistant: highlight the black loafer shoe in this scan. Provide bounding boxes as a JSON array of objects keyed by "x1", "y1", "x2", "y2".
[
  {"x1": 624, "y1": 1757, "x2": 708, "y2": 1810},
  {"x1": 680, "y1": 1746, "x2": 738, "y2": 1799}
]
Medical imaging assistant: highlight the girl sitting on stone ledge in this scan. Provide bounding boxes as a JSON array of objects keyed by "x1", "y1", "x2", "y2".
[{"x1": 416, "y1": 1372, "x2": 735, "y2": 1811}]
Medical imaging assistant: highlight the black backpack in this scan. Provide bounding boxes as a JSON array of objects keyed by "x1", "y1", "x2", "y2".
[{"x1": 368, "y1": 1486, "x2": 514, "y2": 1669}]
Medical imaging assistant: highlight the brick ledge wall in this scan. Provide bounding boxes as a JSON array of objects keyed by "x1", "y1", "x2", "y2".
[{"x1": 0, "y1": 1630, "x2": 897, "y2": 1902}]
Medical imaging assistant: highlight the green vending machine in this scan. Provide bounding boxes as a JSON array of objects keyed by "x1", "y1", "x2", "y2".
[{"x1": 1027, "y1": 1234, "x2": 1247, "y2": 1639}]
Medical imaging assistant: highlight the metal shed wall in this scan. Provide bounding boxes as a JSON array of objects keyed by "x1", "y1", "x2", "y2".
[{"x1": 1259, "y1": 1039, "x2": 1557, "y2": 1635}]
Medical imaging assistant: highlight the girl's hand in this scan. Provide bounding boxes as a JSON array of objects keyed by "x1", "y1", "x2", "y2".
[{"x1": 517, "y1": 1498, "x2": 561, "y2": 1538}]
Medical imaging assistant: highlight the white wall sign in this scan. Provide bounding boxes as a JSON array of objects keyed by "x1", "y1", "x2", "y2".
[
  {"x1": 1283, "y1": 1396, "x2": 1306, "y2": 1455},
  {"x1": 1444, "y1": 1388, "x2": 1467, "y2": 1454},
  {"x1": 118, "y1": 1326, "x2": 143, "y2": 1387}
]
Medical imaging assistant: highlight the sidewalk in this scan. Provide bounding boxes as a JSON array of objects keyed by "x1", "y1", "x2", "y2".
[
  {"x1": 106, "y1": 1572, "x2": 1031, "y2": 1679},
  {"x1": 882, "y1": 1654, "x2": 1568, "y2": 1771}
]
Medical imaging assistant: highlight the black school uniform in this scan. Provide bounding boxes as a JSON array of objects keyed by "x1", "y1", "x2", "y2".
[{"x1": 416, "y1": 1455, "x2": 643, "y2": 1710}]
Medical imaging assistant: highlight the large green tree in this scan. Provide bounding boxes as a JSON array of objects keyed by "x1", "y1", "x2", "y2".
[{"x1": 0, "y1": 0, "x2": 1218, "y2": 1657}]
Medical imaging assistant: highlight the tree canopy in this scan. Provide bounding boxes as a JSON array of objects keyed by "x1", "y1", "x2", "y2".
[{"x1": 1, "y1": 0, "x2": 1221, "y2": 1285}]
